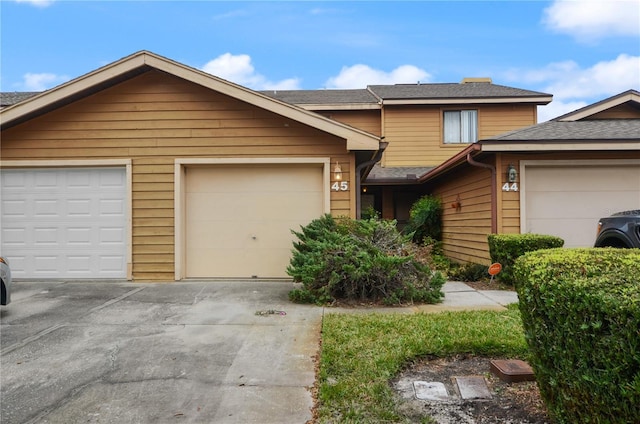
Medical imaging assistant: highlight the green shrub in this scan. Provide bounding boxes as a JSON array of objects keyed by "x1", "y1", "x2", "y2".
[
  {"x1": 361, "y1": 205, "x2": 380, "y2": 220},
  {"x1": 404, "y1": 195, "x2": 442, "y2": 243},
  {"x1": 487, "y1": 233, "x2": 564, "y2": 285},
  {"x1": 447, "y1": 262, "x2": 489, "y2": 282},
  {"x1": 287, "y1": 215, "x2": 445, "y2": 305},
  {"x1": 514, "y1": 248, "x2": 640, "y2": 424}
]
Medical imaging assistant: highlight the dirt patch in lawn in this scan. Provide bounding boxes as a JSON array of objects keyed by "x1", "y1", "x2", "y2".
[{"x1": 392, "y1": 355, "x2": 551, "y2": 424}]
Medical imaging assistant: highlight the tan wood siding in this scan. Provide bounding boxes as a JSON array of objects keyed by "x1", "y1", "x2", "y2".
[
  {"x1": 1, "y1": 70, "x2": 356, "y2": 280},
  {"x1": 382, "y1": 104, "x2": 537, "y2": 167},
  {"x1": 477, "y1": 105, "x2": 537, "y2": 139},
  {"x1": 431, "y1": 167, "x2": 493, "y2": 265},
  {"x1": 321, "y1": 110, "x2": 381, "y2": 136}
]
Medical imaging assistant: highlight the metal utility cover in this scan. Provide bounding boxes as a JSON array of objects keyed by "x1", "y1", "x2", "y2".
[
  {"x1": 413, "y1": 381, "x2": 449, "y2": 401},
  {"x1": 453, "y1": 376, "x2": 492, "y2": 400}
]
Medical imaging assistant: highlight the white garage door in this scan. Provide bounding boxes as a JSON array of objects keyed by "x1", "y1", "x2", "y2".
[
  {"x1": 185, "y1": 164, "x2": 324, "y2": 278},
  {"x1": 523, "y1": 163, "x2": 640, "y2": 247},
  {"x1": 1, "y1": 168, "x2": 127, "y2": 279}
]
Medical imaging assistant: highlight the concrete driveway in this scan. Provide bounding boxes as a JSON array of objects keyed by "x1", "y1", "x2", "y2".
[{"x1": 1, "y1": 281, "x2": 322, "y2": 424}]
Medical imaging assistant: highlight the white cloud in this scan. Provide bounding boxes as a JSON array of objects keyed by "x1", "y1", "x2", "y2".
[
  {"x1": 504, "y1": 54, "x2": 640, "y2": 121},
  {"x1": 542, "y1": 54, "x2": 640, "y2": 99},
  {"x1": 325, "y1": 64, "x2": 431, "y2": 89},
  {"x1": 543, "y1": 0, "x2": 640, "y2": 40},
  {"x1": 538, "y1": 100, "x2": 589, "y2": 122},
  {"x1": 14, "y1": 0, "x2": 54, "y2": 7},
  {"x1": 201, "y1": 53, "x2": 300, "y2": 90},
  {"x1": 21, "y1": 72, "x2": 69, "y2": 90}
]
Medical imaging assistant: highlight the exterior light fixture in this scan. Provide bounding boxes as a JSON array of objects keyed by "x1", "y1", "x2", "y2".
[
  {"x1": 334, "y1": 162, "x2": 343, "y2": 181},
  {"x1": 507, "y1": 164, "x2": 518, "y2": 183}
]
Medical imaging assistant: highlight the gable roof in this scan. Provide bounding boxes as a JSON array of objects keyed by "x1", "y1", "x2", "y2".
[
  {"x1": 0, "y1": 51, "x2": 380, "y2": 151},
  {"x1": 553, "y1": 89, "x2": 640, "y2": 121}
]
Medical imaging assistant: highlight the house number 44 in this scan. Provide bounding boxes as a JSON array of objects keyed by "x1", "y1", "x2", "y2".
[
  {"x1": 331, "y1": 181, "x2": 349, "y2": 191},
  {"x1": 502, "y1": 183, "x2": 518, "y2": 192}
]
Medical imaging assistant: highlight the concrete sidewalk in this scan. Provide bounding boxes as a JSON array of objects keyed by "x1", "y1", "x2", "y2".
[{"x1": 326, "y1": 281, "x2": 519, "y2": 315}]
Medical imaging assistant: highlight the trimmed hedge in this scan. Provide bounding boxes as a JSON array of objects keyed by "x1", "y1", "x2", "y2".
[
  {"x1": 514, "y1": 248, "x2": 640, "y2": 424},
  {"x1": 488, "y1": 233, "x2": 564, "y2": 285}
]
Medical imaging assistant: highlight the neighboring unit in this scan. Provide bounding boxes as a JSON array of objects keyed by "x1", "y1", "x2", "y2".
[{"x1": 419, "y1": 90, "x2": 640, "y2": 263}]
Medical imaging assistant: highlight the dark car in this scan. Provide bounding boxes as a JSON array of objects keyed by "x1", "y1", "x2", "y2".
[
  {"x1": 1, "y1": 256, "x2": 11, "y2": 305},
  {"x1": 594, "y1": 210, "x2": 640, "y2": 248}
]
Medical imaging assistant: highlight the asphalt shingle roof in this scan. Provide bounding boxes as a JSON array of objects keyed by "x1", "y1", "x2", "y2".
[
  {"x1": 366, "y1": 164, "x2": 434, "y2": 181},
  {"x1": 368, "y1": 83, "x2": 551, "y2": 100},
  {"x1": 488, "y1": 119, "x2": 640, "y2": 141},
  {"x1": 261, "y1": 89, "x2": 378, "y2": 105},
  {"x1": 3, "y1": 82, "x2": 550, "y2": 109},
  {"x1": 0, "y1": 92, "x2": 39, "y2": 107}
]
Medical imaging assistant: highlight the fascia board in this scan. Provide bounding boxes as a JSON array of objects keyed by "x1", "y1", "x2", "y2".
[
  {"x1": 297, "y1": 103, "x2": 381, "y2": 111},
  {"x1": 381, "y1": 96, "x2": 552, "y2": 106},
  {"x1": 480, "y1": 141, "x2": 640, "y2": 152},
  {"x1": 556, "y1": 92, "x2": 640, "y2": 121}
]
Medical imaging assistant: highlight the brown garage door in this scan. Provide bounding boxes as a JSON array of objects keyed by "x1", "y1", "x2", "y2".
[
  {"x1": 185, "y1": 164, "x2": 324, "y2": 278},
  {"x1": 523, "y1": 164, "x2": 640, "y2": 247}
]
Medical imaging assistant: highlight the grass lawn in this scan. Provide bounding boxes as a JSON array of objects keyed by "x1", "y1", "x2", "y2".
[{"x1": 317, "y1": 304, "x2": 528, "y2": 423}]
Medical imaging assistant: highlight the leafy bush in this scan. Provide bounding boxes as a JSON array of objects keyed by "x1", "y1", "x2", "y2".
[
  {"x1": 404, "y1": 195, "x2": 442, "y2": 243},
  {"x1": 360, "y1": 205, "x2": 380, "y2": 220},
  {"x1": 514, "y1": 248, "x2": 640, "y2": 424},
  {"x1": 287, "y1": 214, "x2": 445, "y2": 305},
  {"x1": 487, "y1": 233, "x2": 564, "y2": 285}
]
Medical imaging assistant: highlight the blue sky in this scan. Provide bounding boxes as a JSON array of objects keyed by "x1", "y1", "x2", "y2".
[{"x1": 1, "y1": 0, "x2": 639, "y2": 121}]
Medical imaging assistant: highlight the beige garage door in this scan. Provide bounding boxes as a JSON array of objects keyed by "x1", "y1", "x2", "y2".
[
  {"x1": 185, "y1": 164, "x2": 324, "y2": 278},
  {"x1": 523, "y1": 164, "x2": 640, "y2": 247}
]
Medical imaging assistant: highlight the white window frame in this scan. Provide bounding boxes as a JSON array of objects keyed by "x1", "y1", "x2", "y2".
[{"x1": 443, "y1": 109, "x2": 478, "y2": 144}]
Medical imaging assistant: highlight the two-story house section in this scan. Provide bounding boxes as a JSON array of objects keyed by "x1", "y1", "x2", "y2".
[{"x1": 265, "y1": 79, "x2": 552, "y2": 225}]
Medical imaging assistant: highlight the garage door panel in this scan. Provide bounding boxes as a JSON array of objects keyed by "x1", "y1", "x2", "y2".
[
  {"x1": 1, "y1": 168, "x2": 127, "y2": 279},
  {"x1": 185, "y1": 164, "x2": 324, "y2": 278},
  {"x1": 526, "y1": 167, "x2": 640, "y2": 191},
  {"x1": 524, "y1": 164, "x2": 640, "y2": 248}
]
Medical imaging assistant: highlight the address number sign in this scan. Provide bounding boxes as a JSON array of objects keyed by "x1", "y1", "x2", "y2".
[{"x1": 331, "y1": 181, "x2": 349, "y2": 191}]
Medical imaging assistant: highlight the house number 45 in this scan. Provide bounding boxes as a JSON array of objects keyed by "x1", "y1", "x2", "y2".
[{"x1": 331, "y1": 181, "x2": 349, "y2": 191}]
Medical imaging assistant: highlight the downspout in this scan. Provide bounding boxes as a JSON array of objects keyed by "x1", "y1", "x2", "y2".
[
  {"x1": 466, "y1": 153, "x2": 498, "y2": 234},
  {"x1": 356, "y1": 141, "x2": 388, "y2": 218}
]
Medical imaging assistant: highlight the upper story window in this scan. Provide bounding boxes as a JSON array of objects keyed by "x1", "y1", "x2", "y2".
[{"x1": 443, "y1": 110, "x2": 478, "y2": 144}]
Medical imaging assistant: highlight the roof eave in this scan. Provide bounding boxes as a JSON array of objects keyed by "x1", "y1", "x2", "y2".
[
  {"x1": 418, "y1": 144, "x2": 482, "y2": 184},
  {"x1": 297, "y1": 103, "x2": 381, "y2": 111},
  {"x1": 381, "y1": 96, "x2": 552, "y2": 106},
  {"x1": 362, "y1": 177, "x2": 422, "y2": 186},
  {"x1": 480, "y1": 140, "x2": 640, "y2": 151}
]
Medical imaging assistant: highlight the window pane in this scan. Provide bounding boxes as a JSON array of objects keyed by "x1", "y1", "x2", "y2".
[
  {"x1": 461, "y1": 110, "x2": 478, "y2": 142},
  {"x1": 444, "y1": 111, "x2": 461, "y2": 143}
]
